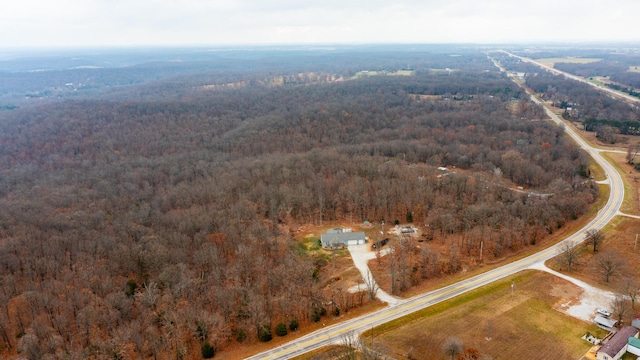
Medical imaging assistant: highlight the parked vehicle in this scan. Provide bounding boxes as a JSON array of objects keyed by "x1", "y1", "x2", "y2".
[{"x1": 372, "y1": 238, "x2": 390, "y2": 249}]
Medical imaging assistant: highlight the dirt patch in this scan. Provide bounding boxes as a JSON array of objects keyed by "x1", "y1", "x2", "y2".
[
  {"x1": 550, "y1": 280, "x2": 582, "y2": 299},
  {"x1": 550, "y1": 281, "x2": 584, "y2": 314}
]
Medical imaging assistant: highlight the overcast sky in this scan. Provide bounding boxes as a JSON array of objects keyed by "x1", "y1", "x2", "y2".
[{"x1": 1, "y1": 0, "x2": 639, "y2": 48}]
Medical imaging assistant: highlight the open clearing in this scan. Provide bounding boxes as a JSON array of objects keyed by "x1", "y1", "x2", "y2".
[
  {"x1": 353, "y1": 69, "x2": 415, "y2": 78},
  {"x1": 537, "y1": 57, "x2": 602, "y2": 67},
  {"x1": 629, "y1": 66, "x2": 640, "y2": 73},
  {"x1": 365, "y1": 270, "x2": 605, "y2": 360}
]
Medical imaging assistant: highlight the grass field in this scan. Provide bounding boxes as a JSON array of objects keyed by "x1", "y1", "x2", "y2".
[
  {"x1": 537, "y1": 58, "x2": 602, "y2": 67},
  {"x1": 365, "y1": 271, "x2": 604, "y2": 360},
  {"x1": 353, "y1": 69, "x2": 414, "y2": 79}
]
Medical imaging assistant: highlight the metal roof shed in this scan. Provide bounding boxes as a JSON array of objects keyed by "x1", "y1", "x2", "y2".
[{"x1": 594, "y1": 315, "x2": 618, "y2": 331}]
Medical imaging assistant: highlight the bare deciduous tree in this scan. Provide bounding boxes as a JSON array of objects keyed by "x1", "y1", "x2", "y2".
[
  {"x1": 560, "y1": 243, "x2": 579, "y2": 272},
  {"x1": 363, "y1": 270, "x2": 379, "y2": 301},
  {"x1": 596, "y1": 250, "x2": 623, "y2": 283},
  {"x1": 623, "y1": 277, "x2": 639, "y2": 310},
  {"x1": 585, "y1": 229, "x2": 604, "y2": 253},
  {"x1": 610, "y1": 295, "x2": 628, "y2": 326},
  {"x1": 442, "y1": 337, "x2": 464, "y2": 360},
  {"x1": 339, "y1": 331, "x2": 358, "y2": 360}
]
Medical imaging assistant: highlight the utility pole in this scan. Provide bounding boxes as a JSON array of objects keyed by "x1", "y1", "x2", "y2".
[
  {"x1": 511, "y1": 281, "x2": 514, "y2": 304},
  {"x1": 371, "y1": 325, "x2": 373, "y2": 347}
]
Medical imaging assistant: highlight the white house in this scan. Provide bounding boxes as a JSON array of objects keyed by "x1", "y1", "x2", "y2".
[
  {"x1": 320, "y1": 229, "x2": 366, "y2": 248},
  {"x1": 596, "y1": 326, "x2": 639, "y2": 360}
]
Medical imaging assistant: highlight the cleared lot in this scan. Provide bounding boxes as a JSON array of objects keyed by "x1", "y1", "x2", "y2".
[{"x1": 366, "y1": 270, "x2": 605, "y2": 360}]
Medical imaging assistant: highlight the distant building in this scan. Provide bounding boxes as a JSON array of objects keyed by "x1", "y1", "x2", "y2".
[
  {"x1": 320, "y1": 229, "x2": 366, "y2": 248},
  {"x1": 400, "y1": 225, "x2": 416, "y2": 234},
  {"x1": 596, "y1": 326, "x2": 639, "y2": 360}
]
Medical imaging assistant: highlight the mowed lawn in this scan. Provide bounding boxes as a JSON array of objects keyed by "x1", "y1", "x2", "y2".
[{"x1": 367, "y1": 270, "x2": 603, "y2": 360}]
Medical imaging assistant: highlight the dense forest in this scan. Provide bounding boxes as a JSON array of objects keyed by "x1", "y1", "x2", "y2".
[{"x1": 0, "y1": 48, "x2": 599, "y2": 359}]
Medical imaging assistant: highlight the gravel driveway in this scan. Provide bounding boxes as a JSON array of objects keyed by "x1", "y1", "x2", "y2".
[
  {"x1": 529, "y1": 262, "x2": 617, "y2": 322},
  {"x1": 347, "y1": 244, "x2": 402, "y2": 306}
]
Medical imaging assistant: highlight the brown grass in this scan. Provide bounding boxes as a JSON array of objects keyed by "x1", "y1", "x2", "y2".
[
  {"x1": 367, "y1": 271, "x2": 604, "y2": 360},
  {"x1": 547, "y1": 217, "x2": 640, "y2": 293},
  {"x1": 546, "y1": 135, "x2": 640, "y2": 299}
]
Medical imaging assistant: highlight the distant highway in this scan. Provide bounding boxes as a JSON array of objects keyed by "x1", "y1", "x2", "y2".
[
  {"x1": 245, "y1": 57, "x2": 626, "y2": 360},
  {"x1": 500, "y1": 51, "x2": 640, "y2": 105}
]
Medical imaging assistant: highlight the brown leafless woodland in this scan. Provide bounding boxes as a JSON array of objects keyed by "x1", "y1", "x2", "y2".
[{"x1": 0, "y1": 50, "x2": 605, "y2": 358}]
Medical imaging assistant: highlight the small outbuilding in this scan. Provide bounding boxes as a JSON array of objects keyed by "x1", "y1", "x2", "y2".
[
  {"x1": 321, "y1": 229, "x2": 366, "y2": 248},
  {"x1": 596, "y1": 326, "x2": 639, "y2": 360},
  {"x1": 628, "y1": 337, "x2": 640, "y2": 357},
  {"x1": 594, "y1": 315, "x2": 618, "y2": 331},
  {"x1": 632, "y1": 313, "x2": 640, "y2": 329}
]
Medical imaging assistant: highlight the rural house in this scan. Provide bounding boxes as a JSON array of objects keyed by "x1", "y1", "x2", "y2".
[
  {"x1": 596, "y1": 326, "x2": 639, "y2": 360},
  {"x1": 320, "y1": 228, "x2": 367, "y2": 248}
]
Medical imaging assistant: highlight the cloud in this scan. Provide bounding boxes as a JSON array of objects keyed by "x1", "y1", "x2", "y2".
[{"x1": 0, "y1": 0, "x2": 639, "y2": 47}]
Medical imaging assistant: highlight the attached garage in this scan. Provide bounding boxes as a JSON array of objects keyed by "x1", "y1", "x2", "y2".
[{"x1": 321, "y1": 229, "x2": 367, "y2": 248}]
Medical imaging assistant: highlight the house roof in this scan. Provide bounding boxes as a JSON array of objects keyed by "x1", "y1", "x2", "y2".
[
  {"x1": 598, "y1": 326, "x2": 639, "y2": 357},
  {"x1": 320, "y1": 231, "x2": 366, "y2": 245},
  {"x1": 594, "y1": 315, "x2": 617, "y2": 328},
  {"x1": 629, "y1": 336, "x2": 640, "y2": 349}
]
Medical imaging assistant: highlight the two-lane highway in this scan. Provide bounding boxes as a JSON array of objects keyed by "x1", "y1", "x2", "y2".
[{"x1": 246, "y1": 56, "x2": 626, "y2": 360}]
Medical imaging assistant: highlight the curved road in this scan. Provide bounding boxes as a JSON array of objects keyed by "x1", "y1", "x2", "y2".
[{"x1": 245, "y1": 59, "x2": 626, "y2": 360}]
